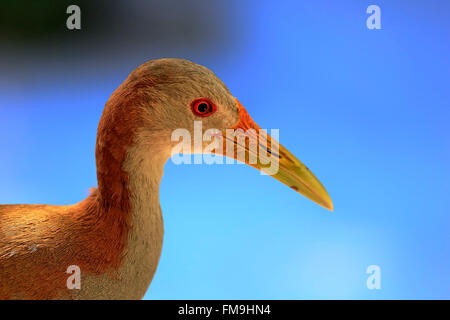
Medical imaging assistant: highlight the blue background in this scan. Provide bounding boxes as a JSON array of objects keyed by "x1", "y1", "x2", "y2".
[{"x1": 0, "y1": 0, "x2": 449, "y2": 299}]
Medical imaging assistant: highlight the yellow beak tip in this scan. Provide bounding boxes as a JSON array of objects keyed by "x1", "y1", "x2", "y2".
[
  {"x1": 315, "y1": 193, "x2": 333, "y2": 212},
  {"x1": 322, "y1": 195, "x2": 334, "y2": 212}
]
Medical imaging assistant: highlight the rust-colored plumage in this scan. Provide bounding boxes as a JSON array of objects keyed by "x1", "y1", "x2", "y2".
[{"x1": 0, "y1": 191, "x2": 128, "y2": 299}]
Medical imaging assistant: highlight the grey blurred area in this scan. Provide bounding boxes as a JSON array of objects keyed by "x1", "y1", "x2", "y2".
[{"x1": 0, "y1": 0, "x2": 241, "y2": 77}]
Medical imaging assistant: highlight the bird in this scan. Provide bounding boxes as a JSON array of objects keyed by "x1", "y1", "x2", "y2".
[{"x1": 0, "y1": 58, "x2": 332, "y2": 300}]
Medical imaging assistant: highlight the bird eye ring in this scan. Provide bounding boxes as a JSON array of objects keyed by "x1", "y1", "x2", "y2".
[{"x1": 191, "y1": 98, "x2": 216, "y2": 117}]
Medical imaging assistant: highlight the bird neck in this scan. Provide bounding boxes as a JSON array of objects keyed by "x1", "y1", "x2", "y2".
[
  {"x1": 120, "y1": 140, "x2": 169, "y2": 298},
  {"x1": 88, "y1": 130, "x2": 170, "y2": 298},
  {"x1": 89, "y1": 91, "x2": 171, "y2": 298}
]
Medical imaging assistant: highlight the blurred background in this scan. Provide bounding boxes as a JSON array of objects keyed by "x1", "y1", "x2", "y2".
[{"x1": 0, "y1": 0, "x2": 449, "y2": 299}]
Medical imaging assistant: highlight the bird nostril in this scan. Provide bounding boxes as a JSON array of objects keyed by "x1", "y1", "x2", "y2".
[{"x1": 262, "y1": 146, "x2": 282, "y2": 159}]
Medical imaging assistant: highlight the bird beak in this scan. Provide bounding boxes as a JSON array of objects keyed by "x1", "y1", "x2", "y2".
[{"x1": 219, "y1": 99, "x2": 333, "y2": 211}]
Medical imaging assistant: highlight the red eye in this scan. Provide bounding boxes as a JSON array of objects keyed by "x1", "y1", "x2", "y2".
[{"x1": 191, "y1": 98, "x2": 216, "y2": 117}]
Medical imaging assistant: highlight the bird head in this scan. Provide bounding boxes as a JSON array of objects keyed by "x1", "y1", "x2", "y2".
[{"x1": 103, "y1": 58, "x2": 333, "y2": 211}]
